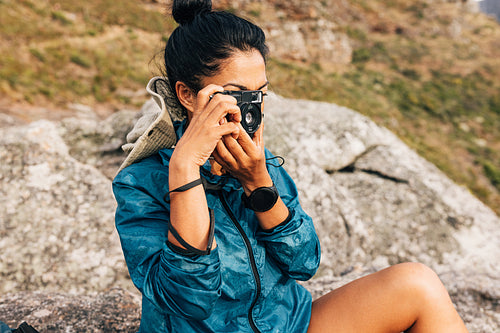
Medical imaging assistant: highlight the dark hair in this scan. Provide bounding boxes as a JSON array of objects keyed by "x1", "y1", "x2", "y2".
[{"x1": 165, "y1": 0, "x2": 269, "y2": 94}]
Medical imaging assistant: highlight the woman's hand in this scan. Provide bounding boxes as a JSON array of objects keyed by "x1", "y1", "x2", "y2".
[
  {"x1": 213, "y1": 122, "x2": 291, "y2": 232},
  {"x1": 212, "y1": 120, "x2": 273, "y2": 195},
  {"x1": 170, "y1": 84, "x2": 242, "y2": 175}
]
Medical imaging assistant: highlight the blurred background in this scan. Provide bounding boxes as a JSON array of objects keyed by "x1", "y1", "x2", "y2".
[{"x1": 1, "y1": 0, "x2": 498, "y2": 215}]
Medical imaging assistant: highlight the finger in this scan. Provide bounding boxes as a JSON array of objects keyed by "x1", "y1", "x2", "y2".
[
  {"x1": 216, "y1": 122, "x2": 240, "y2": 139},
  {"x1": 252, "y1": 120, "x2": 265, "y2": 152},
  {"x1": 211, "y1": 149, "x2": 225, "y2": 168},
  {"x1": 214, "y1": 139, "x2": 237, "y2": 168},
  {"x1": 223, "y1": 134, "x2": 247, "y2": 159},
  {"x1": 225, "y1": 106, "x2": 242, "y2": 123},
  {"x1": 205, "y1": 96, "x2": 241, "y2": 124},
  {"x1": 219, "y1": 116, "x2": 227, "y2": 126},
  {"x1": 235, "y1": 123, "x2": 261, "y2": 155},
  {"x1": 206, "y1": 92, "x2": 241, "y2": 123},
  {"x1": 195, "y1": 86, "x2": 243, "y2": 127},
  {"x1": 191, "y1": 98, "x2": 239, "y2": 135},
  {"x1": 195, "y1": 84, "x2": 224, "y2": 112}
]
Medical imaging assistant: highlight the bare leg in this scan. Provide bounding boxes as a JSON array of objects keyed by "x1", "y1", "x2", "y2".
[{"x1": 307, "y1": 263, "x2": 468, "y2": 333}]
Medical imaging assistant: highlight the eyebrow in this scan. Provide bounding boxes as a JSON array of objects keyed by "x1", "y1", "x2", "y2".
[{"x1": 223, "y1": 81, "x2": 269, "y2": 91}]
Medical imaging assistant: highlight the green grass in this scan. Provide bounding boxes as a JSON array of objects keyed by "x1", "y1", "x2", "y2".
[
  {"x1": 0, "y1": 0, "x2": 171, "y2": 105},
  {"x1": 483, "y1": 161, "x2": 500, "y2": 191},
  {"x1": 46, "y1": 0, "x2": 170, "y2": 34},
  {"x1": 0, "y1": 0, "x2": 499, "y2": 215}
]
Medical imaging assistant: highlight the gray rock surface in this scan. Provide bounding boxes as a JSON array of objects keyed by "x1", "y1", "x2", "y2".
[
  {"x1": 265, "y1": 20, "x2": 352, "y2": 65},
  {"x1": 0, "y1": 288, "x2": 140, "y2": 332},
  {"x1": 0, "y1": 120, "x2": 133, "y2": 295},
  {"x1": 0, "y1": 94, "x2": 498, "y2": 331},
  {"x1": 264, "y1": 94, "x2": 499, "y2": 277}
]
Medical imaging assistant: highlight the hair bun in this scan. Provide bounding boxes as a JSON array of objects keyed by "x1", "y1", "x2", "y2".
[{"x1": 172, "y1": 0, "x2": 212, "y2": 25}]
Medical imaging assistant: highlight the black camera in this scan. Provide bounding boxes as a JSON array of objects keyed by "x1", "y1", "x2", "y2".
[{"x1": 217, "y1": 90, "x2": 263, "y2": 136}]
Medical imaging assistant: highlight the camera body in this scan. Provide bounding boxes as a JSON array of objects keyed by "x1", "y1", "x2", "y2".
[{"x1": 218, "y1": 90, "x2": 263, "y2": 136}]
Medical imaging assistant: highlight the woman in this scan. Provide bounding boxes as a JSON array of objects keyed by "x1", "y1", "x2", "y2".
[{"x1": 113, "y1": 0, "x2": 469, "y2": 332}]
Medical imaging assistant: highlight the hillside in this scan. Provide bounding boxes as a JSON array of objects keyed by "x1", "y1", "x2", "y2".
[{"x1": 0, "y1": 0, "x2": 499, "y2": 214}]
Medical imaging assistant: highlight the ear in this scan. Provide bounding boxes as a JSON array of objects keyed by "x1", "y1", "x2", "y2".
[{"x1": 175, "y1": 81, "x2": 196, "y2": 113}]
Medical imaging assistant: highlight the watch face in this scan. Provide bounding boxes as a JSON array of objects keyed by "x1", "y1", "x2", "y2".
[{"x1": 249, "y1": 186, "x2": 278, "y2": 212}]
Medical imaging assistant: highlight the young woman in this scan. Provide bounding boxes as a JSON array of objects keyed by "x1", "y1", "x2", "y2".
[{"x1": 113, "y1": 0, "x2": 469, "y2": 332}]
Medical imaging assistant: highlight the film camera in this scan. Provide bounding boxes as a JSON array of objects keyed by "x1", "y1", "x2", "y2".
[{"x1": 215, "y1": 90, "x2": 263, "y2": 136}]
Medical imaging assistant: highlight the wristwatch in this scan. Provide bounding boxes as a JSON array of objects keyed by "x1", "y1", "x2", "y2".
[{"x1": 242, "y1": 183, "x2": 279, "y2": 212}]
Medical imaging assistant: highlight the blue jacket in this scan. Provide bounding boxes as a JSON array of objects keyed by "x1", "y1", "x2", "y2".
[{"x1": 113, "y1": 123, "x2": 321, "y2": 332}]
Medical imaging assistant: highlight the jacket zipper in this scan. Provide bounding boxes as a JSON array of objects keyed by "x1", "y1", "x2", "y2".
[{"x1": 219, "y1": 191, "x2": 261, "y2": 333}]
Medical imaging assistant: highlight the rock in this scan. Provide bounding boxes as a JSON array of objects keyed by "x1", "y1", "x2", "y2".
[
  {"x1": 0, "y1": 113, "x2": 21, "y2": 128},
  {"x1": 0, "y1": 288, "x2": 140, "y2": 332},
  {"x1": 264, "y1": 20, "x2": 352, "y2": 66},
  {"x1": 0, "y1": 120, "x2": 134, "y2": 295},
  {"x1": 0, "y1": 93, "x2": 498, "y2": 330},
  {"x1": 58, "y1": 109, "x2": 137, "y2": 179},
  {"x1": 264, "y1": 93, "x2": 499, "y2": 278}
]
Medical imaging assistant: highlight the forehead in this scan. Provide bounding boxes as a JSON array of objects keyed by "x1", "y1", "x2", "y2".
[{"x1": 202, "y1": 50, "x2": 267, "y2": 90}]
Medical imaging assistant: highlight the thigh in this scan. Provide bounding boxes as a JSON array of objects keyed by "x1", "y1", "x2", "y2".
[{"x1": 307, "y1": 263, "x2": 428, "y2": 333}]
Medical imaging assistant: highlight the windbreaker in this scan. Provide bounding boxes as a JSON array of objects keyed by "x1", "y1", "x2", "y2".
[{"x1": 113, "y1": 120, "x2": 321, "y2": 333}]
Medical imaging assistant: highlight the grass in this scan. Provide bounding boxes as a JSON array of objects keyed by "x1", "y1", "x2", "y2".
[
  {"x1": 0, "y1": 0, "x2": 499, "y2": 214},
  {"x1": 483, "y1": 161, "x2": 500, "y2": 191},
  {"x1": 0, "y1": 0, "x2": 172, "y2": 107}
]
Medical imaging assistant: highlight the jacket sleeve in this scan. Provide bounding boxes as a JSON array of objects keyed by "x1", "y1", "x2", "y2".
[
  {"x1": 255, "y1": 151, "x2": 321, "y2": 281},
  {"x1": 112, "y1": 171, "x2": 221, "y2": 320}
]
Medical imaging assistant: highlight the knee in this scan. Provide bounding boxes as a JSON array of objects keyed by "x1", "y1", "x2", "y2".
[
  {"x1": 392, "y1": 262, "x2": 438, "y2": 280},
  {"x1": 388, "y1": 262, "x2": 448, "y2": 302}
]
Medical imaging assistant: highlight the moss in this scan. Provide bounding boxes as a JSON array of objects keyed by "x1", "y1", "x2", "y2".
[
  {"x1": 70, "y1": 53, "x2": 92, "y2": 68},
  {"x1": 248, "y1": 9, "x2": 261, "y2": 18},
  {"x1": 352, "y1": 48, "x2": 371, "y2": 63},
  {"x1": 370, "y1": 42, "x2": 390, "y2": 63},
  {"x1": 489, "y1": 94, "x2": 500, "y2": 115},
  {"x1": 345, "y1": 27, "x2": 367, "y2": 41},
  {"x1": 483, "y1": 161, "x2": 500, "y2": 190},
  {"x1": 406, "y1": 3, "x2": 427, "y2": 19},
  {"x1": 51, "y1": 11, "x2": 73, "y2": 25},
  {"x1": 29, "y1": 48, "x2": 45, "y2": 62}
]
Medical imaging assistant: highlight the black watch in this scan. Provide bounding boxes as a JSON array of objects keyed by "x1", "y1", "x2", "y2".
[{"x1": 242, "y1": 184, "x2": 279, "y2": 212}]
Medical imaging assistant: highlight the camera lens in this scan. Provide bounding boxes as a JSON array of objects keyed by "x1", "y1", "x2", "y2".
[
  {"x1": 245, "y1": 111, "x2": 255, "y2": 125},
  {"x1": 240, "y1": 103, "x2": 261, "y2": 135}
]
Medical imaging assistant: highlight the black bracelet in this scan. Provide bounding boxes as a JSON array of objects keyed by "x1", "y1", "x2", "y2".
[
  {"x1": 164, "y1": 178, "x2": 203, "y2": 203},
  {"x1": 167, "y1": 208, "x2": 215, "y2": 256}
]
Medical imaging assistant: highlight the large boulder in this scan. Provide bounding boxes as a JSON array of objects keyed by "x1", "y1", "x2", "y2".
[
  {"x1": 0, "y1": 120, "x2": 133, "y2": 295},
  {"x1": 0, "y1": 288, "x2": 140, "y2": 332},
  {"x1": 0, "y1": 93, "x2": 498, "y2": 331},
  {"x1": 264, "y1": 94, "x2": 499, "y2": 278}
]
